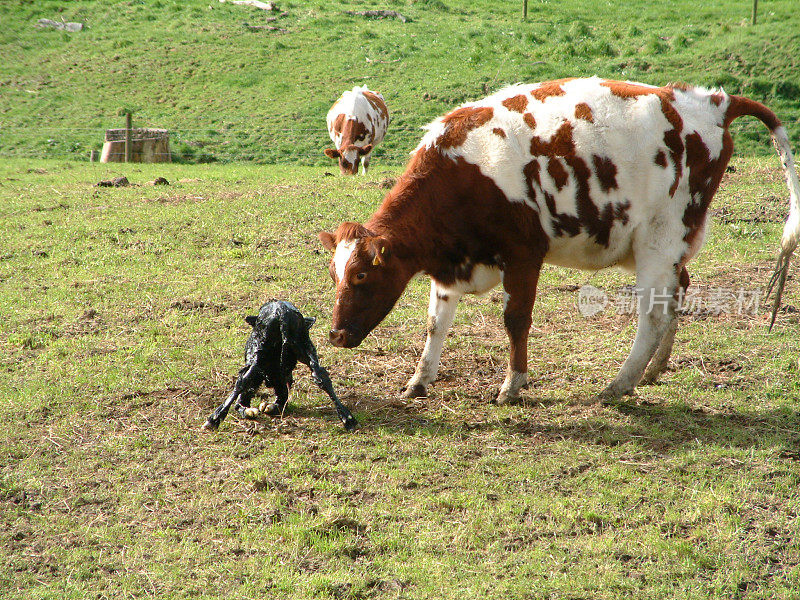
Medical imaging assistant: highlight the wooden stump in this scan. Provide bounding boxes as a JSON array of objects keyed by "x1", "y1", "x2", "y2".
[{"x1": 100, "y1": 128, "x2": 171, "y2": 163}]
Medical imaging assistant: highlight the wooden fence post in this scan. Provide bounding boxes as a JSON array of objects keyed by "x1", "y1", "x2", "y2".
[
  {"x1": 125, "y1": 112, "x2": 133, "y2": 163},
  {"x1": 523, "y1": 0, "x2": 528, "y2": 20},
  {"x1": 752, "y1": 0, "x2": 758, "y2": 25}
]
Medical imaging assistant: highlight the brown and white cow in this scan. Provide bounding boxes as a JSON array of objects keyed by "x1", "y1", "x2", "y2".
[
  {"x1": 319, "y1": 77, "x2": 800, "y2": 403},
  {"x1": 325, "y1": 86, "x2": 390, "y2": 175}
]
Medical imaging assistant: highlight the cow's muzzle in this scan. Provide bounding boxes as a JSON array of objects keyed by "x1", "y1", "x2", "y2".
[{"x1": 329, "y1": 328, "x2": 362, "y2": 348}]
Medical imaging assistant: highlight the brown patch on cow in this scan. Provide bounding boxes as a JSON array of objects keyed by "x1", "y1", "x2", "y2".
[
  {"x1": 525, "y1": 159, "x2": 580, "y2": 237},
  {"x1": 492, "y1": 128, "x2": 507, "y2": 139},
  {"x1": 663, "y1": 129, "x2": 684, "y2": 196},
  {"x1": 523, "y1": 113, "x2": 536, "y2": 130},
  {"x1": 667, "y1": 81, "x2": 694, "y2": 92},
  {"x1": 363, "y1": 90, "x2": 390, "y2": 123},
  {"x1": 601, "y1": 80, "x2": 673, "y2": 100},
  {"x1": 546, "y1": 158, "x2": 569, "y2": 191},
  {"x1": 710, "y1": 93, "x2": 724, "y2": 107},
  {"x1": 682, "y1": 130, "x2": 733, "y2": 253},
  {"x1": 332, "y1": 113, "x2": 346, "y2": 135},
  {"x1": 530, "y1": 79, "x2": 574, "y2": 102},
  {"x1": 530, "y1": 121, "x2": 574, "y2": 157},
  {"x1": 574, "y1": 103, "x2": 594, "y2": 122},
  {"x1": 502, "y1": 95, "x2": 529, "y2": 113},
  {"x1": 563, "y1": 155, "x2": 630, "y2": 247},
  {"x1": 592, "y1": 155, "x2": 619, "y2": 193},
  {"x1": 437, "y1": 106, "x2": 494, "y2": 149},
  {"x1": 654, "y1": 150, "x2": 668, "y2": 168},
  {"x1": 658, "y1": 98, "x2": 685, "y2": 196}
]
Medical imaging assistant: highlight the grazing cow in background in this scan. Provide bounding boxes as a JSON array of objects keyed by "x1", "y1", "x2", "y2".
[
  {"x1": 318, "y1": 77, "x2": 800, "y2": 404},
  {"x1": 326, "y1": 86, "x2": 390, "y2": 175}
]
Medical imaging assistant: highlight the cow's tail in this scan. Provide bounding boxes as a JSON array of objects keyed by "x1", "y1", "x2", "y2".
[{"x1": 726, "y1": 95, "x2": 800, "y2": 329}]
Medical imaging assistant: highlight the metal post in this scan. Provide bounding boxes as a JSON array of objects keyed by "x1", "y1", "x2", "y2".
[{"x1": 125, "y1": 112, "x2": 132, "y2": 163}]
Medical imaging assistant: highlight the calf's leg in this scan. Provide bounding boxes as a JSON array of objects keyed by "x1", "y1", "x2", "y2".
[
  {"x1": 402, "y1": 281, "x2": 463, "y2": 398},
  {"x1": 203, "y1": 363, "x2": 263, "y2": 430}
]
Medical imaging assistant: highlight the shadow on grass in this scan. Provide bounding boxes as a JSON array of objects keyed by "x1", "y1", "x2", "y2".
[{"x1": 183, "y1": 383, "x2": 800, "y2": 454}]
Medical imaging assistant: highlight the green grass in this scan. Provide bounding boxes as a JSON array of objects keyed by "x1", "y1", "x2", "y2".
[
  {"x1": 1, "y1": 0, "x2": 799, "y2": 163},
  {"x1": 1, "y1": 157, "x2": 799, "y2": 599}
]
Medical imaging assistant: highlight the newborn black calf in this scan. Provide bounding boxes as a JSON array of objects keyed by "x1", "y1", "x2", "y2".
[{"x1": 203, "y1": 300, "x2": 357, "y2": 431}]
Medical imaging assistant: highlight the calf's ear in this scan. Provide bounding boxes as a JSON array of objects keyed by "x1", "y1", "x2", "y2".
[
  {"x1": 357, "y1": 144, "x2": 373, "y2": 156},
  {"x1": 324, "y1": 148, "x2": 340, "y2": 159},
  {"x1": 318, "y1": 231, "x2": 336, "y2": 251},
  {"x1": 304, "y1": 316, "x2": 316, "y2": 330},
  {"x1": 245, "y1": 315, "x2": 258, "y2": 328}
]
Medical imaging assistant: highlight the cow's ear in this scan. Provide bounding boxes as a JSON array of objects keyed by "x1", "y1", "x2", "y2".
[
  {"x1": 357, "y1": 144, "x2": 373, "y2": 156},
  {"x1": 324, "y1": 148, "x2": 340, "y2": 159},
  {"x1": 318, "y1": 231, "x2": 336, "y2": 251},
  {"x1": 245, "y1": 315, "x2": 258, "y2": 328},
  {"x1": 367, "y1": 236, "x2": 389, "y2": 266},
  {"x1": 304, "y1": 316, "x2": 316, "y2": 330}
]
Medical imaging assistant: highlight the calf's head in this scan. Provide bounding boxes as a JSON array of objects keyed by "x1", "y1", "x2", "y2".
[
  {"x1": 319, "y1": 223, "x2": 410, "y2": 348},
  {"x1": 324, "y1": 145, "x2": 373, "y2": 175}
]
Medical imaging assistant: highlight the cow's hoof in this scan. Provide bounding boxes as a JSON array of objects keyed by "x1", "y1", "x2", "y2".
[
  {"x1": 243, "y1": 407, "x2": 260, "y2": 419},
  {"x1": 596, "y1": 384, "x2": 633, "y2": 405},
  {"x1": 640, "y1": 364, "x2": 667, "y2": 385},
  {"x1": 201, "y1": 419, "x2": 218, "y2": 432},
  {"x1": 400, "y1": 383, "x2": 428, "y2": 399},
  {"x1": 492, "y1": 390, "x2": 522, "y2": 406}
]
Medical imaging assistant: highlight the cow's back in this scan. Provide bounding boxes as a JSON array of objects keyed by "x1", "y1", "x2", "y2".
[{"x1": 414, "y1": 77, "x2": 731, "y2": 270}]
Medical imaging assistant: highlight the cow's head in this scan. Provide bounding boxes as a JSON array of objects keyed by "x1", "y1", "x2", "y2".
[
  {"x1": 324, "y1": 145, "x2": 373, "y2": 175},
  {"x1": 319, "y1": 222, "x2": 411, "y2": 348}
]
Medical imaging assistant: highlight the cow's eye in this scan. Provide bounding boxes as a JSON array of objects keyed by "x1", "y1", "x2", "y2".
[{"x1": 355, "y1": 272, "x2": 366, "y2": 281}]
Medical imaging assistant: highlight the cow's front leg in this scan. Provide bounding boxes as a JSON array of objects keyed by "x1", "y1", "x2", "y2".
[
  {"x1": 495, "y1": 264, "x2": 541, "y2": 405},
  {"x1": 361, "y1": 155, "x2": 371, "y2": 175},
  {"x1": 402, "y1": 281, "x2": 462, "y2": 398}
]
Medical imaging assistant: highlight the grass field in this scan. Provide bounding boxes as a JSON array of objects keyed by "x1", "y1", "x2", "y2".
[
  {"x1": 1, "y1": 156, "x2": 799, "y2": 599},
  {"x1": 1, "y1": 0, "x2": 800, "y2": 162}
]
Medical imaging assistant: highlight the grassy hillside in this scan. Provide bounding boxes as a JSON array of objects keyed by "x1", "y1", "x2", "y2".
[
  {"x1": 1, "y1": 0, "x2": 799, "y2": 163},
  {"x1": 1, "y1": 158, "x2": 799, "y2": 598}
]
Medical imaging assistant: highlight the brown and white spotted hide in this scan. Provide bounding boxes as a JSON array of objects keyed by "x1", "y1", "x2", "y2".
[
  {"x1": 320, "y1": 76, "x2": 800, "y2": 403},
  {"x1": 326, "y1": 86, "x2": 389, "y2": 175}
]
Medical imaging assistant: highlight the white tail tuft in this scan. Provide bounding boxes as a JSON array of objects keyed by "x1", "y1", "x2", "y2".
[{"x1": 766, "y1": 126, "x2": 800, "y2": 330}]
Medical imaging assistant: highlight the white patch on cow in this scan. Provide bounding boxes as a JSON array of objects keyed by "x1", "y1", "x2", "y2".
[
  {"x1": 413, "y1": 76, "x2": 736, "y2": 275},
  {"x1": 333, "y1": 240, "x2": 356, "y2": 281},
  {"x1": 449, "y1": 264, "x2": 503, "y2": 295}
]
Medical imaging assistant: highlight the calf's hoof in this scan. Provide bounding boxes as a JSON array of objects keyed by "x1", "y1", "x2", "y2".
[
  {"x1": 201, "y1": 419, "x2": 218, "y2": 432},
  {"x1": 243, "y1": 406, "x2": 260, "y2": 419},
  {"x1": 261, "y1": 402, "x2": 285, "y2": 417},
  {"x1": 342, "y1": 413, "x2": 359, "y2": 432},
  {"x1": 400, "y1": 383, "x2": 428, "y2": 399}
]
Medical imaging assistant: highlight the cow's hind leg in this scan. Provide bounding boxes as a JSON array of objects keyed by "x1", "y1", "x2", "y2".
[
  {"x1": 495, "y1": 263, "x2": 542, "y2": 405},
  {"x1": 640, "y1": 267, "x2": 690, "y2": 384},
  {"x1": 598, "y1": 258, "x2": 681, "y2": 402},
  {"x1": 402, "y1": 281, "x2": 463, "y2": 398}
]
